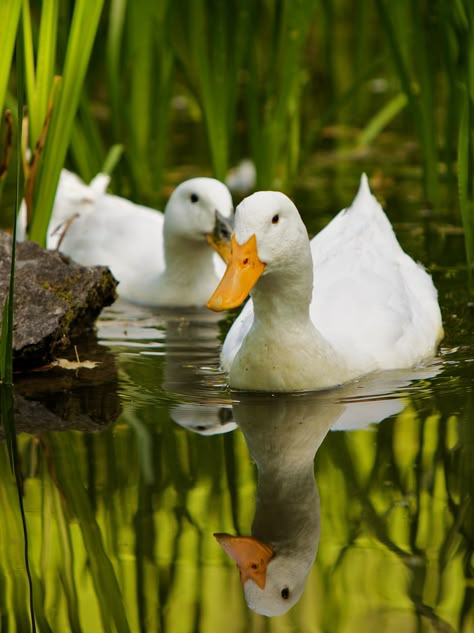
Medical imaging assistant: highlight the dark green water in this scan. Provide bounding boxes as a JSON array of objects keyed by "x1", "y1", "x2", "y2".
[{"x1": 1, "y1": 167, "x2": 473, "y2": 632}]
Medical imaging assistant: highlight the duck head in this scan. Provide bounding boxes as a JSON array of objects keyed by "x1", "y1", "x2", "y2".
[
  {"x1": 214, "y1": 532, "x2": 313, "y2": 616},
  {"x1": 207, "y1": 191, "x2": 311, "y2": 311},
  {"x1": 164, "y1": 177, "x2": 234, "y2": 262}
]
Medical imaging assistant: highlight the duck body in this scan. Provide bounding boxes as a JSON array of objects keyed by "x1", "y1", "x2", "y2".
[
  {"x1": 18, "y1": 170, "x2": 233, "y2": 307},
  {"x1": 210, "y1": 175, "x2": 443, "y2": 392}
]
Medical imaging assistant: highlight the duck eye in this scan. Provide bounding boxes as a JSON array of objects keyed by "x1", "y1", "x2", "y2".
[
  {"x1": 281, "y1": 588, "x2": 289, "y2": 599},
  {"x1": 190, "y1": 193, "x2": 199, "y2": 203},
  {"x1": 272, "y1": 214, "x2": 279, "y2": 224}
]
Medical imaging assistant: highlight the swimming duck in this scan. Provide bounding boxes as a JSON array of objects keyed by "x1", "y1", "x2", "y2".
[
  {"x1": 208, "y1": 175, "x2": 443, "y2": 392},
  {"x1": 18, "y1": 170, "x2": 233, "y2": 306}
]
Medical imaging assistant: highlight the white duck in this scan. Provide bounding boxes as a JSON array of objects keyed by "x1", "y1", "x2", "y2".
[
  {"x1": 208, "y1": 175, "x2": 443, "y2": 392},
  {"x1": 18, "y1": 170, "x2": 233, "y2": 306}
]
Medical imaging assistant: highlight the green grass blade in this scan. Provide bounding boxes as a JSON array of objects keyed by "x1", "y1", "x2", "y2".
[
  {"x1": 374, "y1": 0, "x2": 438, "y2": 203},
  {"x1": 457, "y1": 88, "x2": 473, "y2": 277},
  {"x1": 101, "y1": 143, "x2": 124, "y2": 176},
  {"x1": 0, "y1": 29, "x2": 36, "y2": 632},
  {"x1": 106, "y1": 0, "x2": 127, "y2": 141},
  {"x1": 357, "y1": 92, "x2": 408, "y2": 147},
  {"x1": 31, "y1": 0, "x2": 59, "y2": 149},
  {"x1": 29, "y1": 0, "x2": 105, "y2": 246},
  {"x1": 410, "y1": 0, "x2": 439, "y2": 204},
  {"x1": 0, "y1": 16, "x2": 24, "y2": 385},
  {"x1": 0, "y1": 0, "x2": 22, "y2": 115},
  {"x1": 70, "y1": 94, "x2": 107, "y2": 181},
  {"x1": 21, "y1": 0, "x2": 36, "y2": 130},
  {"x1": 24, "y1": 0, "x2": 59, "y2": 149}
]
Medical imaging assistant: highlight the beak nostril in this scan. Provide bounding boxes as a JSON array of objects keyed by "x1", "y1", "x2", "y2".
[{"x1": 243, "y1": 258, "x2": 249, "y2": 265}]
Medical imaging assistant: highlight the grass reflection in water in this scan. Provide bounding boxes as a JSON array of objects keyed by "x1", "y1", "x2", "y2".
[{"x1": 0, "y1": 294, "x2": 472, "y2": 632}]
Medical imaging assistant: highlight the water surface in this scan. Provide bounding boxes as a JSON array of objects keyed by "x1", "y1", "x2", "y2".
[{"x1": 1, "y1": 175, "x2": 473, "y2": 633}]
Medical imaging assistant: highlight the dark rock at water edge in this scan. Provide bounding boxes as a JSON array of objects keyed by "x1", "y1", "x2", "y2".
[
  {"x1": 0, "y1": 334, "x2": 122, "y2": 437},
  {"x1": 0, "y1": 230, "x2": 118, "y2": 370}
]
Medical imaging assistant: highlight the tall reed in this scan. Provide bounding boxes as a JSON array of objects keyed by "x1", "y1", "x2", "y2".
[
  {"x1": 440, "y1": 0, "x2": 474, "y2": 276},
  {"x1": 374, "y1": 0, "x2": 439, "y2": 205},
  {"x1": 0, "y1": 29, "x2": 37, "y2": 632},
  {"x1": 25, "y1": 0, "x2": 105, "y2": 246},
  {"x1": 105, "y1": 0, "x2": 174, "y2": 203},
  {"x1": 170, "y1": 0, "x2": 252, "y2": 181},
  {"x1": 246, "y1": 0, "x2": 317, "y2": 190},
  {"x1": 1, "y1": 1, "x2": 474, "y2": 274}
]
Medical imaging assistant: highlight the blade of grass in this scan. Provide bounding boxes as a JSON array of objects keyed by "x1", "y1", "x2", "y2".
[
  {"x1": 172, "y1": 0, "x2": 253, "y2": 180},
  {"x1": 106, "y1": 0, "x2": 127, "y2": 143},
  {"x1": 22, "y1": 0, "x2": 59, "y2": 150},
  {"x1": 0, "y1": 31, "x2": 36, "y2": 632},
  {"x1": 457, "y1": 87, "x2": 473, "y2": 279},
  {"x1": 70, "y1": 94, "x2": 107, "y2": 182},
  {"x1": 375, "y1": 0, "x2": 439, "y2": 205},
  {"x1": 101, "y1": 143, "x2": 124, "y2": 176},
  {"x1": 247, "y1": 0, "x2": 316, "y2": 189},
  {"x1": 356, "y1": 92, "x2": 408, "y2": 147},
  {"x1": 34, "y1": 0, "x2": 59, "y2": 148},
  {"x1": 29, "y1": 0, "x2": 105, "y2": 246},
  {"x1": 0, "y1": 0, "x2": 22, "y2": 116},
  {"x1": 410, "y1": 0, "x2": 439, "y2": 205}
]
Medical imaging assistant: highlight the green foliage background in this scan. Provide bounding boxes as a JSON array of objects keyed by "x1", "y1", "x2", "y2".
[{"x1": 0, "y1": 0, "x2": 473, "y2": 269}]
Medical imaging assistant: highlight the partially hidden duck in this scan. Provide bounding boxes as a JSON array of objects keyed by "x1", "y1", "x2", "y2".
[
  {"x1": 18, "y1": 170, "x2": 233, "y2": 307},
  {"x1": 208, "y1": 175, "x2": 443, "y2": 392}
]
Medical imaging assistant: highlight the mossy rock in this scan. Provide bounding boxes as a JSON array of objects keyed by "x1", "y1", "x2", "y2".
[{"x1": 0, "y1": 231, "x2": 118, "y2": 370}]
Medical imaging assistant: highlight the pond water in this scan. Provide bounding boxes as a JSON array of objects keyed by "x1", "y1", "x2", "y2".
[{"x1": 1, "y1": 167, "x2": 473, "y2": 632}]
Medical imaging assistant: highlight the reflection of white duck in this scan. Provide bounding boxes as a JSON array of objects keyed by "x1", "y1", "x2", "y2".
[
  {"x1": 98, "y1": 300, "x2": 236, "y2": 435},
  {"x1": 208, "y1": 175, "x2": 443, "y2": 392},
  {"x1": 214, "y1": 365, "x2": 441, "y2": 616},
  {"x1": 215, "y1": 393, "x2": 333, "y2": 616},
  {"x1": 18, "y1": 170, "x2": 233, "y2": 306}
]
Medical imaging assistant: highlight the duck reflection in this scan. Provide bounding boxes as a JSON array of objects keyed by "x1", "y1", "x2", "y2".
[
  {"x1": 98, "y1": 299, "x2": 236, "y2": 434},
  {"x1": 214, "y1": 365, "x2": 441, "y2": 617}
]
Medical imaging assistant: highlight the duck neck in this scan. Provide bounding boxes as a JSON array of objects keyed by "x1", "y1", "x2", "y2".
[
  {"x1": 252, "y1": 461, "x2": 319, "y2": 553},
  {"x1": 251, "y1": 250, "x2": 314, "y2": 327},
  {"x1": 163, "y1": 230, "x2": 216, "y2": 286}
]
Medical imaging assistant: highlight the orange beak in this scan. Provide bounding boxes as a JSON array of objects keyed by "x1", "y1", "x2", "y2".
[
  {"x1": 214, "y1": 533, "x2": 274, "y2": 589},
  {"x1": 206, "y1": 211, "x2": 233, "y2": 263},
  {"x1": 207, "y1": 234, "x2": 265, "y2": 311}
]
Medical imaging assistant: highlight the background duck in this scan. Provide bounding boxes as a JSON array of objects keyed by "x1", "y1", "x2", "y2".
[
  {"x1": 208, "y1": 175, "x2": 443, "y2": 392},
  {"x1": 18, "y1": 170, "x2": 234, "y2": 307}
]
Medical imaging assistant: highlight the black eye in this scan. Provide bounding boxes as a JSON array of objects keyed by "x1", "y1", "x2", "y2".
[
  {"x1": 190, "y1": 193, "x2": 199, "y2": 203},
  {"x1": 272, "y1": 214, "x2": 279, "y2": 224},
  {"x1": 281, "y1": 588, "x2": 289, "y2": 599}
]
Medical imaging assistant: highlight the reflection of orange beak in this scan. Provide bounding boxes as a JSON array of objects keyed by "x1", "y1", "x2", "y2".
[
  {"x1": 207, "y1": 234, "x2": 265, "y2": 312},
  {"x1": 214, "y1": 533, "x2": 274, "y2": 589}
]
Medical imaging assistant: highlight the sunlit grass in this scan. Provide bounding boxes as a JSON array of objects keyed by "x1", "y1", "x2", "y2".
[
  {"x1": 27, "y1": 0, "x2": 105, "y2": 246},
  {"x1": 170, "y1": 0, "x2": 252, "y2": 182},
  {"x1": 246, "y1": 0, "x2": 316, "y2": 190},
  {"x1": 0, "y1": 0, "x2": 472, "y2": 273}
]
